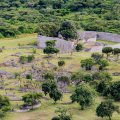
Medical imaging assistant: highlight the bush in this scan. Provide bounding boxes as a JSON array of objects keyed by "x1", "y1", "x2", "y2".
[
  {"x1": 75, "y1": 44, "x2": 83, "y2": 52},
  {"x1": 26, "y1": 74, "x2": 32, "y2": 80}
]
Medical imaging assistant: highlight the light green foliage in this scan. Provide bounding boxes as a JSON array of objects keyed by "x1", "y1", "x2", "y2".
[{"x1": 71, "y1": 84, "x2": 96, "y2": 110}]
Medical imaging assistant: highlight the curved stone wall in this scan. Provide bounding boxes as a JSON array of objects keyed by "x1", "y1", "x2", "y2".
[
  {"x1": 96, "y1": 32, "x2": 120, "y2": 43},
  {"x1": 78, "y1": 31, "x2": 120, "y2": 43}
]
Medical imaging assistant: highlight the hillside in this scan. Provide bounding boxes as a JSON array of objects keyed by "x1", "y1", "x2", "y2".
[{"x1": 0, "y1": 0, "x2": 120, "y2": 38}]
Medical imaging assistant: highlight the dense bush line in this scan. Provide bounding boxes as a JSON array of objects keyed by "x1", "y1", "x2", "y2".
[{"x1": 0, "y1": 0, "x2": 120, "y2": 38}]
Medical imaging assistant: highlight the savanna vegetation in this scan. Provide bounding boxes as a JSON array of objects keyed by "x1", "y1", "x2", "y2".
[{"x1": 0, "y1": 34, "x2": 120, "y2": 120}]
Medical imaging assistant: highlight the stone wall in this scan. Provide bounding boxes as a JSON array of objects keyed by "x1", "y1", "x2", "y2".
[
  {"x1": 37, "y1": 35, "x2": 74, "y2": 53},
  {"x1": 78, "y1": 31, "x2": 120, "y2": 43},
  {"x1": 96, "y1": 32, "x2": 120, "y2": 43}
]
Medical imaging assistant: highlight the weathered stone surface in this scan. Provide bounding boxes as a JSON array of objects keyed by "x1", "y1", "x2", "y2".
[
  {"x1": 78, "y1": 31, "x2": 120, "y2": 43},
  {"x1": 37, "y1": 35, "x2": 74, "y2": 53}
]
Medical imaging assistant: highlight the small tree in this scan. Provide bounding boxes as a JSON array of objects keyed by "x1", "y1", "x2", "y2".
[
  {"x1": 71, "y1": 84, "x2": 96, "y2": 110},
  {"x1": 0, "y1": 95, "x2": 11, "y2": 118},
  {"x1": 97, "y1": 59, "x2": 109, "y2": 70},
  {"x1": 96, "y1": 100, "x2": 119, "y2": 120},
  {"x1": 42, "y1": 81, "x2": 57, "y2": 96},
  {"x1": 92, "y1": 72, "x2": 112, "y2": 82},
  {"x1": 81, "y1": 58, "x2": 94, "y2": 70},
  {"x1": 44, "y1": 40, "x2": 59, "y2": 56},
  {"x1": 19, "y1": 56, "x2": 27, "y2": 64},
  {"x1": 49, "y1": 89, "x2": 62, "y2": 104},
  {"x1": 96, "y1": 80, "x2": 109, "y2": 94},
  {"x1": 43, "y1": 72, "x2": 54, "y2": 80},
  {"x1": 26, "y1": 74, "x2": 32, "y2": 80},
  {"x1": 91, "y1": 53, "x2": 103, "y2": 62},
  {"x1": 58, "y1": 60, "x2": 65, "y2": 67},
  {"x1": 42, "y1": 82, "x2": 51, "y2": 96},
  {"x1": 43, "y1": 46, "x2": 59, "y2": 56},
  {"x1": 59, "y1": 21, "x2": 77, "y2": 40},
  {"x1": 46, "y1": 40, "x2": 56, "y2": 47},
  {"x1": 102, "y1": 47, "x2": 113, "y2": 59},
  {"x1": 22, "y1": 93, "x2": 42, "y2": 109},
  {"x1": 27, "y1": 54, "x2": 35, "y2": 63},
  {"x1": 113, "y1": 48, "x2": 120, "y2": 59},
  {"x1": 106, "y1": 81, "x2": 120, "y2": 101},
  {"x1": 52, "y1": 107, "x2": 72, "y2": 120},
  {"x1": 75, "y1": 44, "x2": 83, "y2": 52},
  {"x1": 71, "y1": 71, "x2": 85, "y2": 84},
  {"x1": 58, "y1": 76, "x2": 70, "y2": 86},
  {"x1": 83, "y1": 73, "x2": 93, "y2": 83}
]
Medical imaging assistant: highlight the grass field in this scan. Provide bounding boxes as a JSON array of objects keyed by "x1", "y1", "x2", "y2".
[
  {"x1": 0, "y1": 34, "x2": 120, "y2": 120},
  {"x1": 97, "y1": 39, "x2": 118, "y2": 45}
]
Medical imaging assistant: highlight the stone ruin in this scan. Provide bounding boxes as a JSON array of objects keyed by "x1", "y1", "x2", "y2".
[{"x1": 37, "y1": 35, "x2": 75, "y2": 53}]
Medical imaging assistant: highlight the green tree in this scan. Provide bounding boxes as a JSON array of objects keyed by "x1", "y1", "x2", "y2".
[
  {"x1": 42, "y1": 81, "x2": 57, "y2": 96},
  {"x1": 49, "y1": 89, "x2": 62, "y2": 103},
  {"x1": 75, "y1": 44, "x2": 83, "y2": 52},
  {"x1": 58, "y1": 76, "x2": 70, "y2": 86},
  {"x1": 59, "y1": 21, "x2": 77, "y2": 40},
  {"x1": 43, "y1": 72, "x2": 54, "y2": 80},
  {"x1": 91, "y1": 53, "x2": 103, "y2": 62},
  {"x1": 113, "y1": 48, "x2": 120, "y2": 59},
  {"x1": 43, "y1": 46, "x2": 59, "y2": 56},
  {"x1": 22, "y1": 93, "x2": 42, "y2": 109},
  {"x1": 102, "y1": 47, "x2": 113, "y2": 59},
  {"x1": 92, "y1": 72, "x2": 112, "y2": 81},
  {"x1": 71, "y1": 84, "x2": 96, "y2": 110},
  {"x1": 96, "y1": 100, "x2": 119, "y2": 120},
  {"x1": 81, "y1": 58, "x2": 94, "y2": 70},
  {"x1": 106, "y1": 81, "x2": 120, "y2": 101},
  {"x1": 71, "y1": 71, "x2": 85, "y2": 84},
  {"x1": 97, "y1": 59, "x2": 109, "y2": 70},
  {"x1": 58, "y1": 60, "x2": 65, "y2": 67},
  {"x1": 52, "y1": 107, "x2": 72, "y2": 120}
]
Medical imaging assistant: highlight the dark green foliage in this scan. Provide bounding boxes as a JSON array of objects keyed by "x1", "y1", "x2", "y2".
[
  {"x1": 113, "y1": 48, "x2": 120, "y2": 59},
  {"x1": 58, "y1": 60, "x2": 65, "y2": 67},
  {"x1": 27, "y1": 55, "x2": 35, "y2": 63},
  {"x1": 42, "y1": 81, "x2": 62, "y2": 103},
  {"x1": 0, "y1": 0, "x2": 120, "y2": 38},
  {"x1": 36, "y1": 23, "x2": 59, "y2": 37},
  {"x1": 75, "y1": 44, "x2": 83, "y2": 52},
  {"x1": 46, "y1": 40, "x2": 56, "y2": 47},
  {"x1": 113, "y1": 48, "x2": 120, "y2": 55},
  {"x1": 52, "y1": 116, "x2": 60, "y2": 120},
  {"x1": 96, "y1": 100, "x2": 119, "y2": 120},
  {"x1": 58, "y1": 76, "x2": 70, "y2": 85},
  {"x1": 92, "y1": 72, "x2": 112, "y2": 81},
  {"x1": 96, "y1": 81, "x2": 109, "y2": 94},
  {"x1": 91, "y1": 53, "x2": 103, "y2": 62},
  {"x1": 42, "y1": 82, "x2": 51, "y2": 95},
  {"x1": 43, "y1": 72, "x2": 54, "y2": 80},
  {"x1": 59, "y1": 21, "x2": 77, "y2": 40},
  {"x1": 44, "y1": 40, "x2": 59, "y2": 55},
  {"x1": 81, "y1": 58, "x2": 94, "y2": 70},
  {"x1": 97, "y1": 59, "x2": 109, "y2": 70},
  {"x1": 19, "y1": 55, "x2": 35, "y2": 64},
  {"x1": 19, "y1": 56, "x2": 28, "y2": 64},
  {"x1": 49, "y1": 89, "x2": 62, "y2": 103},
  {"x1": 43, "y1": 46, "x2": 59, "y2": 55},
  {"x1": 102, "y1": 47, "x2": 113, "y2": 58},
  {"x1": 106, "y1": 81, "x2": 120, "y2": 101},
  {"x1": 0, "y1": 95, "x2": 11, "y2": 113},
  {"x1": 71, "y1": 71, "x2": 84, "y2": 83},
  {"x1": 22, "y1": 93, "x2": 42, "y2": 107},
  {"x1": 83, "y1": 73, "x2": 93, "y2": 83},
  {"x1": 26, "y1": 74, "x2": 32, "y2": 80},
  {"x1": 71, "y1": 84, "x2": 96, "y2": 110}
]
